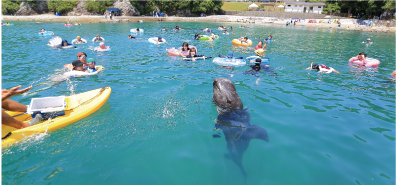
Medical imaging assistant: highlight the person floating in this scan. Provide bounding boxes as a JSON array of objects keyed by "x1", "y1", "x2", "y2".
[
  {"x1": 39, "y1": 28, "x2": 54, "y2": 35},
  {"x1": 156, "y1": 36, "x2": 167, "y2": 45},
  {"x1": 309, "y1": 62, "x2": 340, "y2": 74},
  {"x1": 185, "y1": 47, "x2": 205, "y2": 62},
  {"x1": 84, "y1": 58, "x2": 103, "y2": 73},
  {"x1": 72, "y1": 36, "x2": 87, "y2": 44},
  {"x1": 92, "y1": 35, "x2": 105, "y2": 42}
]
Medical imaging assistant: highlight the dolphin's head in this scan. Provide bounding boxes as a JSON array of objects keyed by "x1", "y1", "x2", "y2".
[{"x1": 213, "y1": 78, "x2": 243, "y2": 112}]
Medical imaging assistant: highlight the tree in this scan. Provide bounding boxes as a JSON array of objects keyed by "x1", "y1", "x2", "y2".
[
  {"x1": 47, "y1": 0, "x2": 77, "y2": 14},
  {"x1": 2, "y1": 1, "x2": 20, "y2": 15},
  {"x1": 86, "y1": 0, "x2": 113, "y2": 14}
]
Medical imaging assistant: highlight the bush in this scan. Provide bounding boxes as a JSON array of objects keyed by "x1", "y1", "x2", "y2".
[
  {"x1": 321, "y1": 11, "x2": 328, "y2": 14},
  {"x1": 47, "y1": 0, "x2": 77, "y2": 14},
  {"x1": 130, "y1": 0, "x2": 144, "y2": 14},
  {"x1": 2, "y1": 1, "x2": 20, "y2": 15},
  {"x1": 86, "y1": 0, "x2": 113, "y2": 13}
]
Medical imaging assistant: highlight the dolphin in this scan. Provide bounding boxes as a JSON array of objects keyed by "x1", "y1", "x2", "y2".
[{"x1": 212, "y1": 78, "x2": 269, "y2": 183}]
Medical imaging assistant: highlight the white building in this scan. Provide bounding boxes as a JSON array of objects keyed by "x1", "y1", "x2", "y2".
[{"x1": 284, "y1": 1, "x2": 325, "y2": 14}]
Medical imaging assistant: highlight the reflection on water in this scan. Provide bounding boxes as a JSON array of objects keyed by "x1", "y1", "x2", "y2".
[{"x1": 2, "y1": 21, "x2": 395, "y2": 185}]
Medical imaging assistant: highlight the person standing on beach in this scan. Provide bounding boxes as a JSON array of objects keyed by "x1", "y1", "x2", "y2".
[
  {"x1": 105, "y1": 11, "x2": 108, "y2": 19},
  {"x1": 110, "y1": 11, "x2": 112, "y2": 20}
]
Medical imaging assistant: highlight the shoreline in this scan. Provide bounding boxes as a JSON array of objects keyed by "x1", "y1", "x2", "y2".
[{"x1": 2, "y1": 15, "x2": 395, "y2": 33}]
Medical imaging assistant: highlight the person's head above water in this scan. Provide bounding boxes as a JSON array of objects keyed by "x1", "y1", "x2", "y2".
[
  {"x1": 226, "y1": 51, "x2": 233, "y2": 58},
  {"x1": 41, "y1": 28, "x2": 45, "y2": 31},
  {"x1": 189, "y1": 47, "x2": 197, "y2": 56},
  {"x1": 367, "y1": 38, "x2": 371, "y2": 42},
  {"x1": 244, "y1": 37, "x2": 248, "y2": 41},
  {"x1": 62, "y1": 40, "x2": 69, "y2": 46},
  {"x1": 77, "y1": 52, "x2": 87, "y2": 63},
  {"x1": 76, "y1": 36, "x2": 81, "y2": 40},
  {"x1": 268, "y1": 35, "x2": 272, "y2": 39},
  {"x1": 258, "y1": 41, "x2": 263, "y2": 46},
  {"x1": 87, "y1": 58, "x2": 96, "y2": 69},
  {"x1": 358, "y1": 52, "x2": 367, "y2": 59},
  {"x1": 158, "y1": 36, "x2": 162, "y2": 41},
  {"x1": 311, "y1": 64, "x2": 320, "y2": 70},
  {"x1": 182, "y1": 42, "x2": 189, "y2": 51},
  {"x1": 72, "y1": 60, "x2": 84, "y2": 71},
  {"x1": 255, "y1": 58, "x2": 262, "y2": 65}
]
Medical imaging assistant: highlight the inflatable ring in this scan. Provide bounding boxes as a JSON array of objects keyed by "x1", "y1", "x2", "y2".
[
  {"x1": 38, "y1": 31, "x2": 53, "y2": 36},
  {"x1": 60, "y1": 45, "x2": 76, "y2": 49},
  {"x1": 148, "y1": 37, "x2": 167, "y2": 44},
  {"x1": 198, "y1": 35, "x2": 219, "y2": 40},
  {"x1": 232, "y1": 39, "x2": 252, "y2": 47},
  {"x1": 94, "y1": 46, "x2": 110, "y2": 52},
  {"x1": 64, "y1": 66, "x2": 104, "y2": 77},
  {"x1": 349, "y1": 57, "x2": 380, "y2": 67},
  {"x1": 64, "y1": 24, "x2": 73, "y2": 27},
  {"x1": 130, "y1": 28, "x2": 144, "y2": 33},
  {"x1": 72, "y1": 38, "x2": 87, "y2": 44},
  {"x1": 213, "y1": 57, "x2": 246, "y2": 67}
]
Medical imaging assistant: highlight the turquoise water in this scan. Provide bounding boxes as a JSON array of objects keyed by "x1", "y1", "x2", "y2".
[{"x1": 2, "y1": 21, "x2": 395, "y2": 185}]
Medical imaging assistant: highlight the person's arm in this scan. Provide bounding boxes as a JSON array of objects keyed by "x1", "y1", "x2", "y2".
[
  {"x1": 263, "y1": 43, "x2": 267, "y2": 49},
  {"x1": 2, "y1": 85, "x2": 32, "y2": 102},
  {"x1": 92, "y1": 38, "x2": 96, "y2": 42},
  {"x1": 179, "y1": 50, "x2": 183, "y2": 56},
  {"x1": 101, "y1": 37, "x2": 105, "y2": 41}
]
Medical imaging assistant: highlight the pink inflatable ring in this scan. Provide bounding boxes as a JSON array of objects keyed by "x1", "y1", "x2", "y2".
[{"x1": 349, "y1": 57, "x2": 380, "y2": 67}]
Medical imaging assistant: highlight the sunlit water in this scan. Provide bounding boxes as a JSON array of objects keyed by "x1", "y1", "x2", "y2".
[{"x1": 2, "y1": 21, "x2": 395, "y2": 185}]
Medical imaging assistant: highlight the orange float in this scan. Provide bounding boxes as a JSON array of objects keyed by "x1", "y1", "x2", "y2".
[{"x1": 232, "y1": 39, "x2": 252, "y2": 47}]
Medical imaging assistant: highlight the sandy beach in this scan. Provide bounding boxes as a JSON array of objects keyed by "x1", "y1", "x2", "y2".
[{"x1": 2, "y1": 14, "x2": 395, "y2": 33}]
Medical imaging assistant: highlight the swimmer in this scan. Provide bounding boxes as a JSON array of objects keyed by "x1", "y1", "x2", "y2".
[
  {"x1": 245, "y1": 58, "x2": 277, "y2": 84},
  {"x1": 186, "y1": 47, "x2": 205, "y2": 62},
  {"x1": 390, "y1": 71, "x2": 396, "y2": 82},
  {"x1": 363, "y1": 38, "x2": 371, "y2": 44},
  {"x1": 251, "y1": 41, "x2": 267, "y2": 50},
  {"x1": 61, "y1": 39, "x2": 72, "y2": 46},
  {"x1": 99, "y1": 42, "x2": 110, "y2": 49},
  {"x1": 71, "y1": 60, "x2": 87, "y2": 72},
  {"x1": 92, "y1": 35, "x2": 105, "y2": 42},
  {"x1": 349, "y1": 52, "x2": 367, "y2": 64},
  {"x1": 174, "y1": 25, "x2": 183, "y2": 30},
  {"x1": 223, "y1": 30, "x2": 229, "y2": 35},
  {"x1": 309, "y1": 62, "x2": 340, "y2": 74},
  {"x1": 128, "y1": 35, "x2": 137, "y2": 39},
  {"x1": 84, "y1": 58, "x2": 103, "y2": 73},
  {"x1": 195, "y1": 33, "x2": 200, "y2": 40},
  {"x1": 264, "y1": 35, "x2": 275, "y2": 42},
  {"x1": 39, "y1": 28, "x2": 54, "y2": 35},
  {"x1": 242, "y1": 37, "x2": 249, "y2": 43},
  {"x1": 133, "y1": 28, "x2": 143, "y2": 35},
  {"x1": 179, "y1": 42, "x2": 190, "y2": 56},
  {"x1": 161, "y1": 26, "x2": 167, "y2": 31},
  {"x1": 156, "y1": 36, "x2": 168, "y2": 46},
  {"x1": 72, "y1": 36, "x2": 87, "y2": 44},
  {"x1": 209, "y1": 33, "x2": 216, "y2": 41}
]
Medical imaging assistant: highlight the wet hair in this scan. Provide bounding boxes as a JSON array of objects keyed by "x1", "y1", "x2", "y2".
[
  {"x1": 268, "y1": 35, "x2": 272, "y2": 38},
  {"x1": 137, "y1": 28, "x2": 140, "y2": 31},
  {"x1": 182, "y1": 42, "x2": 189, "y2": 51},
  {"x1": 359, "y1": 52, "x2": 367, "y2": 58},
  {"x1": 244, "y1": 37, "x2": 248, "y2": 40},
  {"x1": 189, "y1": 47, "x2": 197, "y2": 56},
  {"x1": 312, "y1": 64, "x2": 320, "y2": 70},
  {"x1": 258, "y1": 41, "x2": 263, "y2": 45}
]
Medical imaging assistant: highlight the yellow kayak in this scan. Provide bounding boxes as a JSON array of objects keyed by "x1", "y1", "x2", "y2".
[{"x1": 2, "y1": 87, "x2": 111, "y2": 148}]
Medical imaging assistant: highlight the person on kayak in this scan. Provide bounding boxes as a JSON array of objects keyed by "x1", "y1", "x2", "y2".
[{"x1": 2, "y1": 85, "x2": 44, "y2": 128}]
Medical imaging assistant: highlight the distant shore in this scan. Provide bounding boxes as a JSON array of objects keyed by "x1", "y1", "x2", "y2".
[{"x1": 2, "y1": 15, "x2": 395, "y2": 33}]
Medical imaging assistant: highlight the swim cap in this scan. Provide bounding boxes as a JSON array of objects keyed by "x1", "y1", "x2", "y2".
[
  {"x1": 226, "y1": 51, "x2": 233, "y2": 58},
  {"x1": 87, "y1": 58, "x2": 95, "y2": 63},
  {"x1": 367, "y1": 38, "x2": 371, "y2": 40},
  {"x1": 158, "y1": 36, "x2": 162, "y2": 39},
  {"x1": 100, "y1": 42, "x2": 105, "y2": 46},
  {"x1": 77, "y1": 36, "x2": 80, "y2": 38}
]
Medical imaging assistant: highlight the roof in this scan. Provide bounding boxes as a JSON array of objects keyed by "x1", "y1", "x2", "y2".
[
  {"x1": 108, "y1": 8, "x2": 119, "y2": 11},
  {"x1": 284, "y1": 1, "x2": 325, "y2": 6}
]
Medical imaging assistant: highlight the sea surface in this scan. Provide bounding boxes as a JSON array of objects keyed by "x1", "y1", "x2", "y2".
[{"x1": 2, "y1": 21, "x2": 395, "y2": 185}]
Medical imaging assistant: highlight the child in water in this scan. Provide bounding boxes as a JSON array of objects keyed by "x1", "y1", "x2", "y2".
[
  {"x1": 186, "y1": 47, "x2": 205, "y2": 62},
  {"x1": 156, "y1": 36, "x2": 167, "y2": 45},
  {"x1": 99, "y1": 42, "x2": 110, "y2": 49},
  {"x1": 84, "y1": 58, "x2": 103, "y2": 73},
  {"x1": 251, "y1": 41, "x2": 267, "y2": 50}
]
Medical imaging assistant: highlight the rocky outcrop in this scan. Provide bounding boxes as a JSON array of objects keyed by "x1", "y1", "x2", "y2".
[
  {"x1": 175, "y1": 9, "x2": 192, "y2": 17},
  {"x1": 111, "y1": 0, "x2": 140, "y2": 16},
  {"x1": 33, "y1": 1, "x2": 49, "y2": 14},
  {"x1": 67, "y1": 0, "x2": 94, "y2": 16},
  {"x1": 15, "y1": 1, "x2": 38, "y2": 16}
]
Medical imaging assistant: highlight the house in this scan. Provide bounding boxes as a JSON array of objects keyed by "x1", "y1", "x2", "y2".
[{"x1": 284, "y1": 1, "x2": 325, "y2": 14}]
